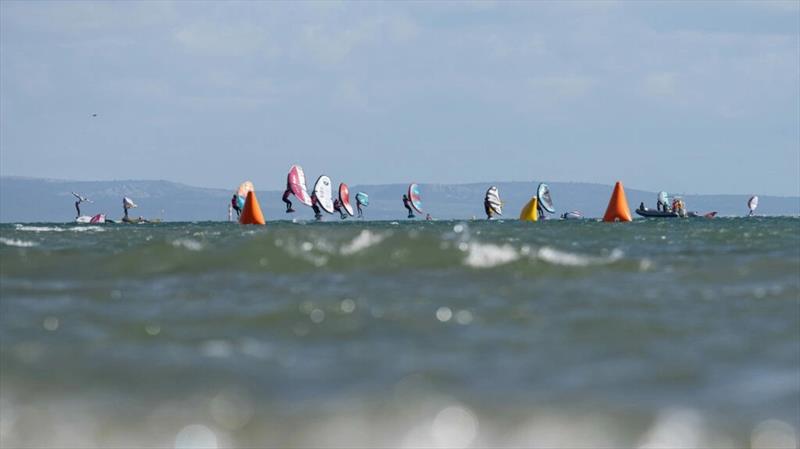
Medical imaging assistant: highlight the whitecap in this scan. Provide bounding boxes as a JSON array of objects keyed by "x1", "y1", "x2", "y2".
[
  {"x1": 171, "y1": 238, "x2": 204, "y2": 251},
  {"x1": 463, "y1": 242, "x2": 519, "y2": 268},
  {"x1": 340, "y1": 230, "x2": 385, "y2": 255},
  {"x1": 14, "y1": 225, "x2": 103, "y2": 233},
  {"x1": 0, "y1": 237, "x2": 38, "y2": 247},
  {"x1": 175, "y1": 424, "x2": 218, "y2": 449},
  {"x1": 536, "y1": 247, "x2": 623, "y2": 267},
  {"x1": 638, "y1": 408, "x2": 705, "y2": 449}
]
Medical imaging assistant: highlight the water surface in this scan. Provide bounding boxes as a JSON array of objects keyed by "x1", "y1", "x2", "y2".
[{"x1": 1, "y1": 218, "x2": 798, "y2": 447}]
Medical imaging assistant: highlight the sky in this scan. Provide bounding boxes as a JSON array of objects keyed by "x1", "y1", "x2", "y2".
[{"x1": 1, "y1": 1, "x2": 798, "y2": 196}]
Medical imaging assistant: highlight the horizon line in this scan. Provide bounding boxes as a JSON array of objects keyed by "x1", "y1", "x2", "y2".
[{"x1": 1, "y1": 174, "x2": 796, "y2": 198}]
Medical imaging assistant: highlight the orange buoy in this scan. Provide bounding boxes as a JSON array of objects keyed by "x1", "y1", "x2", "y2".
[
  {"x1": 239, "y1": 191, "x2": 266, "y2": 225},
  {"x1": 602, "y1": 181, "x2": 632, "y2": 222}
]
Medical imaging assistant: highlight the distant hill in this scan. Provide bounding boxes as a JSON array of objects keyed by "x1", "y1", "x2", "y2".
[{"x1": 1, "y1": 176, "x2": 797, "y2": 223}]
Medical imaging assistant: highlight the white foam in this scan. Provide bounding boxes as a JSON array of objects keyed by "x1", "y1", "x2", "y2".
[
  {"x1": 638, "y1": 408, "x2": 705, "y2": 449},
  {"x1": 463, "y1": 242, "x2": 519, "y2": 268},
  {"x1": 14, "y1": 225, "x2": 104, "y2": 233},
  {"x1": 536, "y1": 247, "x2": 623, "y2": 267},
  {"x1": 431, "y1": 405, "x2": 478, "y2": 448},
  {"x1": 0, "y1": 237, "x2": 38, "y2": 247},
  {"x1": 174, "y1": 424, "x2": 218, "y2": 449},
  {"x1": 340, "y1": 230, "x2": 385, "y2": 255},
  {"x1": 751, "y1": 419, "x2": 797, "y2": 449},
  {"x1": 171, "y1": 238, "x2": 204, "y2": 251}
]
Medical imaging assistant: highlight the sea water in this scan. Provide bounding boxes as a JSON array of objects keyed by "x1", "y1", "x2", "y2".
[{"x1": 1, "y1": 218, "x2": 798, "y2": 448}]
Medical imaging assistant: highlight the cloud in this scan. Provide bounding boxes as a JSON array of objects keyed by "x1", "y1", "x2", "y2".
[
  {"x1": 332, "y1": 80, "x2": 370, "y2": 111},
  {"x1": 173, "y1": 22, "x2": 277, "y2": 58},
  {"x1": 1, "y1": 1, "x2": 176, "y2": 34},
  {"x1": 640, "y1": 72, "x2": 679, "y2": 99},
  {"x1": 528, "y1": 75, "x2": 595, "y2": 100}
]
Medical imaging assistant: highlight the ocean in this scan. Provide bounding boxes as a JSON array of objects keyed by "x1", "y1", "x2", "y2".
[{"x1": 1, "y1": 218, "x2": 798, "y2": 448}]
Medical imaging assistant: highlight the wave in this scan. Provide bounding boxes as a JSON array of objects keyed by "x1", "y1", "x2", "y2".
[
  {"x1": 0, "y1": 237, "x2": 38, "y2": 247},
  {"x1": 13, "y1": 224, "x2": 104, "y2": 233}
]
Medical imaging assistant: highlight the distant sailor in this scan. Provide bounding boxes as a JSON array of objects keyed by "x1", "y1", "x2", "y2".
[
  {"x1": 403, "y1": 194, "x2": 415, "y2": 218},
  {"x1": 231, "y1": 195, "x2": 241, "y2": 217},
  {"x1": 356, "y1": 197, "x2": 365, "y2": 218},
  {"x1": 484, "y1": 196, "x2": 494, "y2": 220},
  {"x1": 311, "y1": 193, "x2": 322, "y2": 221},
  {"x1": 282, "y1": 188, "x2": 295, "y2": 213},
  {"x1": 122, "y1": 197, "x2": 138, "y2": 223},
  {"x1": 536, "y1": 202, "x2": 546, "y2": 220},
  {"x1": 333, "y1": 198, "x2": 346, "y2": 220},
  {"x1": 72, "y1": 192, "x2": 90, "y2": 218}
]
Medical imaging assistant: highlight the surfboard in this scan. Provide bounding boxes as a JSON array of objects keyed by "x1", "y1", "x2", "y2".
[
  {"x1": 485, "y1": 186, "x2": 502, "y2": 215},
  {"x1": 236, "y1": 181, "x2": 254, "y2": 210},
  {"x1": 314, "y1": 175, "x2": 335, "y2": 213},
  {"x1": 537, "y1": 183, "x2": 555, "y2": 213},
  {"x1": 339, "y1": 183, "x2": 355, "y2": 217},
  {"x1": 288, "y1": 165, "x2": 313, "y2": 207},
  {"x1": 561, "y1": 210, "x2": 583, "y2": 220},
  {"x1": 356, "y1": 192, "x2": 369, "y2": 207},
  {"x1": 408, "y1": 183, "x2": 423, "y2": 213}
]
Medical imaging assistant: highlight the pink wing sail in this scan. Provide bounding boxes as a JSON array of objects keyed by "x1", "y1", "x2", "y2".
[
  {"x1": 408, "y1": 183, "x2": 423, "y2": 213},
  {"x1": 339, "y1": 183, "x2": 354, "y2": 216},
  {"x1": 288, "y1": 165, "x2": 312, "y2": 206}
]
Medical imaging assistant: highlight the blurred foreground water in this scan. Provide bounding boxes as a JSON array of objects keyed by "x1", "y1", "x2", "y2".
[{"x1": 1, "y1": 218, "x2": 798, "y2": 447}]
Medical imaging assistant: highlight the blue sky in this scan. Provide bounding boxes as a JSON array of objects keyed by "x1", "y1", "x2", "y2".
[{"x1": 1, "y1": 1, "x2": 798, "y2": 195}]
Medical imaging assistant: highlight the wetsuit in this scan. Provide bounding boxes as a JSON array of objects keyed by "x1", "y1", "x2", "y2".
[
  {"x1": 75, "y1": 201, "x2": 82, "y2": 218},
  {"x1": 536, "y1": 203, "x2": 546, "y2": 220},
  {"x1": 484, "y1": 198, "x2": 493, "y2": 220},
  {"x1": 231, "y1": 195, "x2": 241, "y2": 217},
  {"x1": 282, "y1": 189, "x2": 294, "y2": 213},
  {"x1": 356, "y1": 200, "x2": 364, "y2": 218},
  {"x1": 333, "y1": 199, "x2": 346, "y2": 219},
  {"x1": 403, "y1": 196, "x2": 414, "y2": 218},
  {"x1": 311, "y1": 194, "x2": 322, "y2": 220}
]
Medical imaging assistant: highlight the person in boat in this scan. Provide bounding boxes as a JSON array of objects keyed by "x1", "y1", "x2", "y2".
[
  {"x1": 282, "y1": 188, "x2": 295, "y2": 213},
  {"x1": 356, "y1": 196, "x2": 365, "y2": 218},
  {"x1": 403, "y1": 194, "x2": 415, "y2": 218},
  {"x1": 231, "y1": 195, "x2": 241, "y2": 218},
  {"x1": 311, "y1": 193, "x2": 322, "y2": 221},
  {"x1": 638, "y1": 202, "x2": 646, "y2": 212},
  {"x1": 672, "y1": 198, "x2": 686, "y2": 217},
  {"x1": 657, "y1": 196, "x2": 669, "y2": 212},
  {"x1": 333, "y1": 198, "x2": 346, "y2": 219}
]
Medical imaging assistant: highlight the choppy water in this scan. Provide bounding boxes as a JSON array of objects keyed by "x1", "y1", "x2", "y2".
[{"x1": 1, "y1": 218, "x2": 798, "y2": 448}]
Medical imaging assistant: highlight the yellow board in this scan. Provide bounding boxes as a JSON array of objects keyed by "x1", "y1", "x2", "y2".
[{"x1": 519, "y1": 197, "x2": 539, "y2": 221}]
